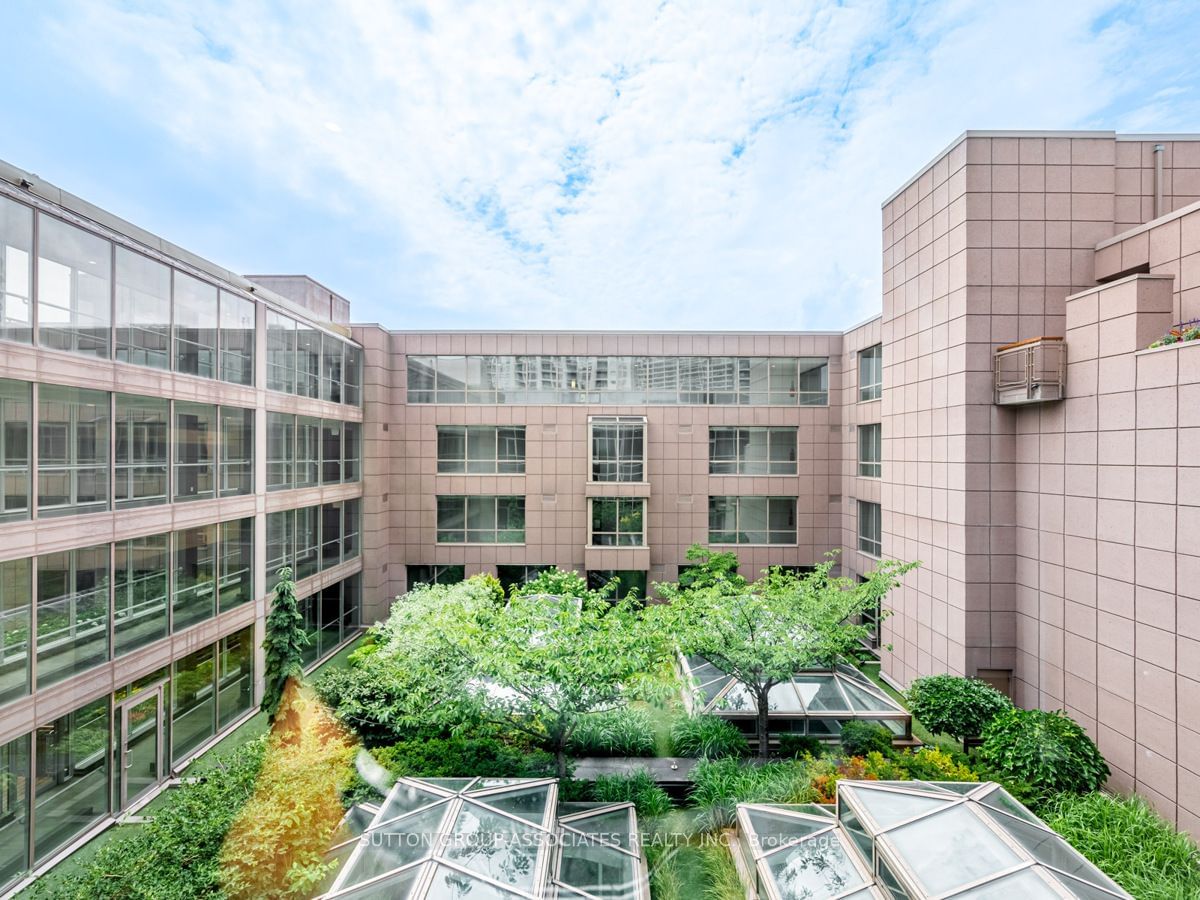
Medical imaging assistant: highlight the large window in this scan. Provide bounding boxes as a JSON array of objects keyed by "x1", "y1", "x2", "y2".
[
  {"x1": 219, "y1": 406, "x2": 254, "y2": 496},
  {"x1": 266, "y1": 509, "x2": 295, "y2": 583},
  {"x1": 114, "y1": 534, "x2": 169, "y2": 656},
  {"x1": 0, "y1": 196, "x2": 33, "y2": 345},
  {"x1": 174, "y1": 402, "x2": 216, "y2": 501},
  {"x1": 266, "y1": 311, "x2": 296, "y2": 393},
  {"x1": 859, "y1": 344, "x2": 882, "y2": 402},
  {"x1": 437, "y1": 425, "x2": 526, "y2": 474},
  {"x1": 218, "y1": 626, "x2": 254, "y2": 728},
  {"x1": 858, "y1": 423, "x2": 882, "y2": 478},
  {"x1": 269, "y1": 500, "x2": 360, "y2": 582},
  {"x1": 343, "y1": 498, "x2": 361, "y2": 561},
  {"x1": 36, "y1": 214, "x2": 111, "y2": 358},
  {"x1": 172, "y1": 644, "x2": 215, "y2": 762},
  {"x1": 321, "y1": 333, "x2": 344, "y2": 403},
  {"x1": 407, "y1": 565, "x2": 465, "y2": 587},
  {"x1": 264, "y1": 316, "x2": 361, "y2": 406},
  {"x1": 0, "y1": 735, "x2": 29, "y2": 887},
  {"x1": 0, "y1": 558, "x2": 31, "y2": 704},
  {"x1": 36, "y1": 544, "x2": 110, "y2": 687},
  {"x1": 343, "y1": 421, "x2": 361, "y2": 483},
  {"x1": 267, "y1": 412, "x2": 294, "y2": 490},
  {"x1": 407, "y1": 355, "x2": 829, "y2": 405},
  {"x1": 321, "y1": 502, "x2": 344, "y2": 568},
  {"x1": 708, "y1": 496, "x2": 796, "y2": 545},
  {"x1": 218, "y1": 291, "x2": 255, "y2": 385},
  {"x1": 37, "y1": 385, "x2": 109, "y2": 515},
  {"x1": 219, "y1": 518, "x2": 254, "y2": 612},
  {"x1": 436, "y1": 495, "x2": 525, "y2": 544},
  {"x1": 321, "y1": 420, "x2": 343, "y2": 484},
  {"x1": 589, "y1": 498, "x2": 645, "y2": 546},
  {"x1": 297, "y1": 575, "x2": 361, "y2": 666},
  {"x1": 173, "y1": 272, "x2": 217, "y2": 378},
  {"x1": 297, "y1": 416, "x2": 321, "y2": 487},
  {"x1": 0, "y1": 379, "x2": 31, "y2": 521},
  {"x1": 590, "y1": 416, "x2": 645, "y2": 482},
  {"x1": 296, "y1": 324, "x2": 321, "y2": 398},
  {"x1": 708, "y1": 427, "x2": 796, "y2": 475},
  {"x1": 114, "y1": 394, "x2": 168, "y2": 508},
  {"x1": 344, "y1": 346, "x2": 363, "y2": 406},
  {"x1": 33, "y1": 698, "x2": 110, "y2": 862},
  {"x1": 295, "y1": 506, "x2": 320, "y2": 580},
  {"x1": 858, "y1": 500, "x2": 882, "y2": 557},
  {"x1": 173, "y1": 524, "x2": 216, "y2": 631},
  {"x1": 114, "y1": 248, "x2": 171, "y2": 370}
]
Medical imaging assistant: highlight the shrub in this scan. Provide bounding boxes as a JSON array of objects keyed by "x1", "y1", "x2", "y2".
[
  {"x1": 777, "y1": 734, "x2": 825, "y2": 759},
  {"x1": 839, "y1": 721, "x2": 893, "y2": 757},
  {"x1": 979, "y1": 708, "x2": 1109, "y2": 799},
  {"x1": 906, "y1": 675, "x2": 1013, "y2": 742},
  {"x1": 590, "y1": 771, "x2": 674, "y2": 819},
  {"x1": 31, "y1": 739, "x2": 266, "y2": 899},
  {"x1": 895, "y1": 747, "x2": 978, "y2": 782},
  {"x1": 810, "y1": 753, "x2": 909, "y2": 803},
  {"x1": 567, "y1": 707, "x2": 657, "y2": 757},
  {"x1": 670, "y1": 715, "x2": 749, "y2": 759},
  {"x1": 689, "y1": 758, "x2": 818, "y2": 829},
  {"x1": 1044, "y1": 792, "x2": 1200, "y2": 900}
]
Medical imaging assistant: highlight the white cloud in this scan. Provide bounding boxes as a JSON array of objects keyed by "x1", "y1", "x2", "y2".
[{"x1": 43, "y1": 0, "x2": 1200, "y2": 330}]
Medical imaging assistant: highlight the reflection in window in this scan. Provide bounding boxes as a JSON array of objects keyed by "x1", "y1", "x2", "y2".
[
  {"x1": 407, "y1": 565, "x2": 465, "y2": 587},
  {"x1": 322, "y1": 420, "x2": 343, "y2": 484},
  {"x1": 296, "y1": 324, "x2": 321, "y2": 398},
  {"x1": 174, "y1": 402, "x2": 216, "y2": 501},
  {"x1": 0, "y1": 734, "x2": 29, "y2": 887},
  {"x1": 436, "y1": 496, "x2": 525, "y2": 544},
  {"x1": 322, "y1": 333, "x2": 344, "y2": 403},
  {"x1": 114, "y1": 394, "x2": 168, "y2": 508},
  {"x1": 436, "y1": 425, "x2": 525, "y2": 474},
  {"x1": 343, "y1": 421, "x2": 361, "y2": 483},
  {"x1": 218, "y1": 626, "x2": 254, "y2": 728},
  {"x1": 297, "y1": 416, "x2": 321, "y2": 487},
  {"x1": 219, "y1": 518, "x2": 254, "y2": 612},
  {"x1": 266, "y1": 510, "x2": 294, "y2": 583},
  {"x1": 590, "y1": 417, "x2": 644, "y2": 482},
  {"x1": 590, "y1": 498, "x2": 645, "y2": 546},
  {"x1": 858, "y1": 500, "x2": 882, "y2": 557},
  {"x1": 0, "y1": 558, "x2": 31, "y2": 704},
  {"x1": 219, "y1": 291, "x2": 255, "y2": 385},
  {"x1": 0, "y1": 196, "x2": 33, "y2": 345},
  {"x1": 266, "y1": 311, "x2": 296, "y2": 393},
  {"x1": 0, "y1": 379, "x2": 31, "y2": 521},
  {"x1": 36, "y1": 544, "x2": 110, "y2": 687},
  {"x1": 114, "y1": 248, "x2": 170, "y2": 369},
  {"x1": 859, "y1": 344, "x2": 882, "y2": 402},
  {"x1": 321, "y1": 503, "x2": 343, "y2": 569},
  {"x1": 267, "y1": 412, "x2": 294, "y2": 490},
  {"x1": 219, "y1": 406, "x2": 254, "y2": 496},
  {"x1": 36, "y1": 214, "x2": 111, "y2": 358},
  {"x1": 858, "y1": 423, "x2": 881, "y2": 478},
  {"x1": 343, "y1": 499, "x2": 361, "y2": 561},
  {"x1": 33, "y1": 697, "x2": 109, "y2": 862},
  {"x1": 708, "y1": 496, "x2": 796, "y2": 544},
  {"x1": 173, "y1": 272, "x2": 217, "y2": 377},
  {"x1": 173, "y1": 524, "x2": 216, "y2": 631},
  {"x1": 37, "y1": 385, "x2": 109, "y2": 516},
  {"x1": 295, "y1": 506, "x2": 320, "y2": 580},
  {"x1": 709, "y1": 427, "x2": 796, "y2": 475},
  {"x1": 344, "y1": 346, "x2": 363, "y2": 406},
  {"x1": 172, "y1": 644, "x2": 215, "y2": 762},
  {"x1": 114, "y1": 533, "x2": 169, "y2": 656}
]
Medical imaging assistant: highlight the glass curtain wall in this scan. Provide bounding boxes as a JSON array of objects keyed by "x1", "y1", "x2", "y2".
[
  {"x1": 114, "y1": 248, "x2": 171, "y2": 369},
  {"x1": 0, "y1": 196, "x2": 33, "y2": 345},
  {"x1": 266, "y1": 311, "x2": 296, "y2": 393},
  {"x1": 321, "y1": 420, "x2": 342, "y2": 483},
  {"x1": 171, "y1": 644, "x2": 215, "y2": 762},
  {"x1": 33, "y1": 697, "x2": 109, "y2": 863},
  {"x1": 217, "y1": 626, "x2": 254, "y2": 728},
  {"x1": 0, "y1": 379, "x2": 31, "y2": 521},
  {"x1": 218, "y1": 291, "x2": 255, "y2": 385},
  {"x1": 267, "y1": 412, "x2": 294, "y2": 489},
  {"x1": 0, "y1": 735, "x2": 29, "y2": 889},
  {"x1": 36, "y1": 215, "x2": 111, "y2": 358},
  {"x1": 35, "y1": 544, "x2": 109, "y2": 687},
  {"x1": 0, "y1": 558, "x2": 31, "y2": 704},
  {"x1": 297, "y1": 417, "x2": 320, "y2": 487},
  {"x1": 296, "y1": 324, "x2": 321, "y2": 398},
  {"x1": 173, "y1": 402, "x2": 215, "y2": 501},
  {"x1": 113, "y1": 534, "x2": 169, "y2": 656},
  {"x1": 218, "y1": 518, "x2": 253, "y2": 612},
  {"x1": 219, "y1": 406, "x2": 254, "y2": 496},
  {"x1": 173, "y1": 273, "x2": 217, "y2": 378},
  {"x1": 172, "y1": 525, "x2": 216, "y2": 630},
  {"x1": 114, "y1": 395, "x2": 168, "y2": 508},
  {"x1": 37, "y1": 386, "x2": 109, "y2": 516}
]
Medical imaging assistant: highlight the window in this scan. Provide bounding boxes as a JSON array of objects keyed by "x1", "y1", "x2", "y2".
[
  {"x1": 172, "y1": 644, "x2": 215, "y2": 762},
  {"x1": 859, "y1": 344, "x2": 882, "y2": 402},
  {"x1": 343, "y1": 498, "x2": 361, "y2": 561},
  {"x1": 114, "y1": 248, "x2": 170, "y2": 369},
  {"x1": 218, "y1": 626, "x2": 254, "y2": 728},
  {"x1": 173, "y1": 272, "x2": 218, "y2": 377},
  {"x1": 858, "y1": 500, "x2": 882, "y2": 556},
  {"x1": 0, "y1": 558, "x2": 31, "y2": 704},
  {"x1": 407, "y1": 565, "x2": 465, "y2": 587},
  {"x1": 708, "y1": 496, "x2": 796, "y2": 544},
  {"x1": 114, "y1": 533, "x2": 169, "y2": 657},
  {"x1": 436, "y1": 495, "x2": 525, "y2": 544},
  {"x1": 296, "y1": 324, "x2": 321, "y2": 398},
  {"x1": 266, "y1": 311, "x2": 296, "y2": 393},
  {"x1": 267, "y1": 413, "x2": 294, "y2": 490},
  {"x1": 36, "y1": 214, "x2": 111, "y2": 358},
  {"x1": 266, "y1": 510, "x2": 294, "y2": 582},
  {"x1": 219, "y1": 518, "x2": 254, "y2": 612},
  {"x1": 174, "y1": 402, "x2": 216, "y2": 501},
  {"x1": 589, "y1": 498, "x2": 645, "y2": 546},
  {"x1": 856, "y1": 575, "x2": 881, "y2": 651},
  {"x1": 295, "y1": 506, "x2": 320, "y2": 579},
  {"x1": 344, "y1": 345, "x2": 363, "y2": 406},
  {"x1": 496, "y1": 565, "x2": 552, "y2": 593},
  {"x1": 173, "y1": 524, "x2": 216, "y2": 630},
  {"x1": 321, "y1": 502, "x2": 343, "y2": 568},
  {"x1": 586, "y1": 570, "x2": 647, "y2": 599},
  {"x1": 299, "y1": 592, "x2": 320, "y2": 667},
  {"x1": 322, "y1": 420, "x2": 343, "y2": 483},
  {"x1": 0, "y1": 734, "x2": 30, "y2": 886},
  {"x1": 36, "y1": 544, "x2": 110, "y2": 687},
  {"x1": 0, "y1": 196, "x2": 33, "y2": 345},
  {"x1": 0, "y1": 379, "x2": 31, "y2": 521},
  {"x1": 589, "y1": 416, "x2": 645, "y2": 482},
  {"x1": 407, "y1": 355, "x2": 830, "y2": 405},
  {"x1": 114, "y1": 394, "x2": 168, "y2": 508},
  {"x1": 321, "y1": 333, "x2": 344, "y2": 403},
  {"x1": 219, "y1": 290, "x2": 255, "y2": 385},
  {"x1": 708, "y1": 427, "x2": 796, "y2": 475},
  {"x1": 343, "y1": 421, "x2": 361, "y2": 482},
  {"x1": 297, "y1": 416, "x2": 321, "y2": 487},
  {"x1": 33, "y1": 697, "x2": 110, "y2": 862},
  {"x1": 219, "y1": 406, "x2": 254, "y2": 496},
  {"x1": 37, "y1": 385, "x2": 108, "y2": 515},
  {"x1": 436, "y1": 425, "x2": 526, "y2": 474},
  {"x1": 858, "y1": 423, "x2": 881, "y2": 478}
]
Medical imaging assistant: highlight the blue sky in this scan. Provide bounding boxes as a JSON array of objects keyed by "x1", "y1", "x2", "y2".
[{"x1": 2, "y1": 0, "x2": 1198, "y2": 331}]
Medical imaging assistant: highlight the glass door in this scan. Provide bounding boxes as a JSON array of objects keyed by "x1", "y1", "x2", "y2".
[{"x1": 119, "y1": 687, "x2": 162, "y2": 808}]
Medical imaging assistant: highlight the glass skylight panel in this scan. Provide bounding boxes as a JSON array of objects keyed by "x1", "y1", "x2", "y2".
[
  {"x1": 425, "y1": 867, "x2": 527, "y2": 900},
  {"x1": 557, "y1": 839, "x2": 639, "y2": 899},
  {"x1": 992, "y1": 813, "x2": 1124, "y2": 893},
  {"x1": 764, "y1": 832, "x2": 866, "y2": 899},
  {"x1": 377, "y1": 782, "x2": 450, "y2": 824},
  {"x1": 976, "y1": 784, "x2": 1047, "y2": 825},
  {"x1": 476, "y1": 784, "x2": 553, "y2": 825},
  {"x1": 445, "y1": 802, "x2": 541, "y2": 892},
  {"x1": 844, "y1": 785, "x2": 955, "y2": 830},
  {"x1": 839, "y1": 679, "x2": 896, "y2": 712},
  {"x1": 347, "y1": 804, "x2": 449, "y2": 886},
  {"x1": 794, "y1": 675, "x2": 850, "y2": 711},
  {"x1": 767, "y1": 682, "x2": 806, "y2": 712},
  {"x1": 333, "y1": 867, "x2": 423, "y2": 899},
  {"x1": 743, "y1": 807, "x2": 834, "y2": 854},
  {"x1": 561, "y1": 807, "x2": 637, "y2": 850},
  {"x1": 884, "y1": 805, "x2": 1022, "y2": 896},
  {"x1": 945, "y1": 868, "x2": 1061, "y2": 899}
]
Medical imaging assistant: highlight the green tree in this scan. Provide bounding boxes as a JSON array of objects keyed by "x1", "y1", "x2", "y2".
[
  {"x1": 664, "y1": 544, "x2": 747, "y2": 594},
  {"x1": 906, "y1": 674, "x2": 1013, "y2": 749},
  {"x1": 658, "y1": 555, "x2": 916, "y2": 758},
  {"x1": 261, "y1": 567, "x2": 308, "y2": 719}
]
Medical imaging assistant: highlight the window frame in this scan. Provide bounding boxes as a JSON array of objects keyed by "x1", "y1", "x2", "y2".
[
  {"x1": 708, "y1": 426, "x2": 797, "y2": 475},
  {"x1": 858, "y1": 423, "x2": 882, "y2": 479},
  {"x1": 436, "y1": 425, "x2": 526, "y2": 475},
  {"x1": 859, "y1": 344, "x2": 883, "y2": 402},
  {"x1": 435, "y1": 495, "x2": 526, "y2": 545},
  {"x1": 588, "y1": 497, "x2": 647, "y2": 547},
  {"x1": 857, "y1": 499, "x2": 882, "y2": 557},
  {"x1": 588, "y1": 416, "x2": 646, "y2": 483},
  {"x1": 707, "y1": 495, "x2": 797, "y2": 546}
]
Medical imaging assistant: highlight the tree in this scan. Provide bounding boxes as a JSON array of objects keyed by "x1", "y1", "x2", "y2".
[
  {"x1": 658, "y1": 554, "x2": 917, "y2": 758},
  {"x1": 261, "y1": 567, "x2": 308, "y2": 719},
  {"x1": 668, "y1": 544, "x2": 747, "y2": 594},
  {"x1": 906, "y1": 674, "x2": 1013, "y2": 749}
]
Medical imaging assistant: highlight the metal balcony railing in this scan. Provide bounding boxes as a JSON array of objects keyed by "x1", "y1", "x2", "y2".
[{"x1": 994, "y1": 337, "x2": 1066, "y2": 405}]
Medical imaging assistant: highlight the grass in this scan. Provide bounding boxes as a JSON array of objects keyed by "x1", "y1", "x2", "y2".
[{"x1": 699, "y1": 838, "x2": 746, "y2": 900}]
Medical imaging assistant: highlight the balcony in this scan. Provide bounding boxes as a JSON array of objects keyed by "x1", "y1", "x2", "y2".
[{"x1": 994, "y1": 337, "x2": 1065, "y2": 405}]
